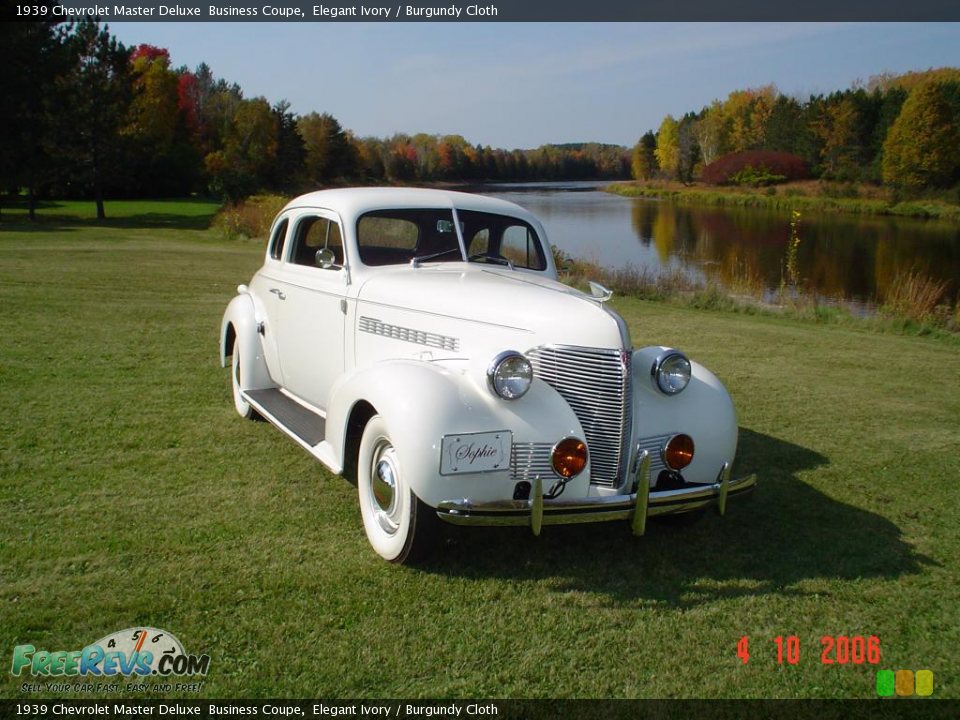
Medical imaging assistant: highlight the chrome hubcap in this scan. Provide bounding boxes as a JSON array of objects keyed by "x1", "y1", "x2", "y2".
[
  {"x1": 369, "y1": 442, "x2": 400, "y2": 535},
  {"x1": 373, "y1": 458, "x2": 396, "y2": 513}
]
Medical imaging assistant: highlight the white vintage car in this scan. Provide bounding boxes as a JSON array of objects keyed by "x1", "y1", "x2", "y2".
[{"x1": 220, "y1": 188, "x2": 754, "y2": 563}]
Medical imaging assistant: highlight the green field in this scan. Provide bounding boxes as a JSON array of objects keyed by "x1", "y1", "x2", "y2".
[{"x1": 1, "y1": 204, "x2": 958, "y2": 700}]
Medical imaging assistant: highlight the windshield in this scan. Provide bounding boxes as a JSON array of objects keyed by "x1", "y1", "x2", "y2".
[{"x1": 356, "y1": 208, "x2": 546, "y2": 270}]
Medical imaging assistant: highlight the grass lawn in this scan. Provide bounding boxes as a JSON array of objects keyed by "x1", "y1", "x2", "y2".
[{"x1": 1, "y1": 206, "x2": 958, "y2": 700}]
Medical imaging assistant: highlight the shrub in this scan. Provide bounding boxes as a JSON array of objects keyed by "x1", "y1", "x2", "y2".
[
  {"x1": 702, "y1": 151, "x2": 808, "y2": 186},
  {"x1": 213, "y1": 194, "x2": 288, "y2": 240},
  {"x1": 729, "y1": 166, "x2": 788, "y2": 187}
]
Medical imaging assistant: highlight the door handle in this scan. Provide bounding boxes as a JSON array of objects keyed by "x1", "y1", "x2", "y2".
[{"x1": 269, "y1": 288, "x2": 286, "y2": 300}]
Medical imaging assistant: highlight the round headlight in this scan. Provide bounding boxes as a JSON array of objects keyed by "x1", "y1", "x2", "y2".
[
  {"x1": 652, "y1": 351, "x2": 691, "y2": 395},
  {"x1": 487, "y1": 351, "x2": 533, "y2": 400}
]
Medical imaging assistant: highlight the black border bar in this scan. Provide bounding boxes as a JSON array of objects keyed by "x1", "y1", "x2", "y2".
[
  {"x1": 5, "y1": 0, "x2": 960, "y2": 22},
  {"x1": 1, "y1": 699, "x2": 959, "y2": 719}
]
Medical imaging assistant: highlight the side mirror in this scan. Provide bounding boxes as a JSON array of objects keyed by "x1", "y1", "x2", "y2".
[{"x1": 315, "y1": 247, "x2": 337, "y2": 269}]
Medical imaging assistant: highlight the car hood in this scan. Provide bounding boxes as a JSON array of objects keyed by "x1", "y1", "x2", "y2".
[{"x1": 355, "y1": 264, "x2": 627, "y2": 351}]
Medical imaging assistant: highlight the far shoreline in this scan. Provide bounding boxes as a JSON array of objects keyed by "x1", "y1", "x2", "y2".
[{"x1": 605, "y1": 180, "x2": 960, "y2": 222}]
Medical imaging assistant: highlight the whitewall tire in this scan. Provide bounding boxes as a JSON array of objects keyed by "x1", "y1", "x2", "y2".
[
  {"x1": 357, "y1": 415, "x2": 436, "y2": 563},
  {"x1": 231, "y1": 339, "x2": 258, "y2": 420}
]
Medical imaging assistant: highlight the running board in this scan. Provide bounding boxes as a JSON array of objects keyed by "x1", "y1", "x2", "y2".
[{"x1": 245, "y1": 388, "x2": 326, "y2": 446}]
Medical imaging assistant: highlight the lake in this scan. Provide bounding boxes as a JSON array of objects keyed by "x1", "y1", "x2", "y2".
[{"x1": 482, "y1": 181, "x2": 960, "y2": 307}]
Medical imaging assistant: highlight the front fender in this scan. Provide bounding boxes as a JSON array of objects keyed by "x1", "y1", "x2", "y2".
[
  {"x1": 220, "y1": 290, "x2": 273, "y2": 392},
  {"x1": 325, "y1": 360, "x2": 589, "y2": 508},
  {"x1": 631, "y1": 347, "x2": 738, "y2": 485}
]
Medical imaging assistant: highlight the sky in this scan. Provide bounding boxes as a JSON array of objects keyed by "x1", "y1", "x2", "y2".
[{"x1": 108, "y1": 22, "x2": 960, "y2": 149}]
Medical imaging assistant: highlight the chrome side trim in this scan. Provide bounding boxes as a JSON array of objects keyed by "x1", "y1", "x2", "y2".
[{"x1": 358, "y1": 316, "x2": 460, "y2": 352}]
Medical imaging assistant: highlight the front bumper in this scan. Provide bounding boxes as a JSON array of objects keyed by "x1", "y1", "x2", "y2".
[{"x1": 435, "y1": 452, "x2": 755, "y2": 536}]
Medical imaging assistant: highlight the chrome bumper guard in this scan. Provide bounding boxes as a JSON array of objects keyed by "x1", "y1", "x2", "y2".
[{"x1": 435, "y1": 451, "x2": 756, "y2": 536}]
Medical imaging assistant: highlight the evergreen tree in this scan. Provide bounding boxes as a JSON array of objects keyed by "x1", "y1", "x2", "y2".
[
  {"x1": 54, "y1": 20, "x2": 132, "y2": 219},
  {"x1": 631, "y1": 131, "x2": 657, "y2": 180}
]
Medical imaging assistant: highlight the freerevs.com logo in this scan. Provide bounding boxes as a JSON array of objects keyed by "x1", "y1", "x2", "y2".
[{"x1": 11, "y1": 628, "x2": 210, "y2": 678}]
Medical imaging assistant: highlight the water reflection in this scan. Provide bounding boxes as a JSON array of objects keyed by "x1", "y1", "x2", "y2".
[{"x1": 483, "y1": 182, "x2": 960, "y2": 305}]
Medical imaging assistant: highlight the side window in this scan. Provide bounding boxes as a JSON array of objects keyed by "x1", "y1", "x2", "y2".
[
  {"x1": 500, "y1": 224, "x2": 545, "y2": 270},
  {"x1": 468, "y1": 228, "x2": 489, "y2": 256},
  {"x1": 290, "y1": 216, "x2": 344, "y2": 269},
  {"x1": 269, "y1": 218, "x2": 289, "y2": 261}
]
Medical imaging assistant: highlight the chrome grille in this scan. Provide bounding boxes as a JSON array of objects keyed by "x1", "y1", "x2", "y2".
[
  {"x1": 527, "y1": 345, "x2": 632, "y2": 487},
  {"x1": 636, "y1": 434, "x2": 670, "y2": 486},
  {"x1": 510, "y1": 442, "x2": 554, "y2": 482}
]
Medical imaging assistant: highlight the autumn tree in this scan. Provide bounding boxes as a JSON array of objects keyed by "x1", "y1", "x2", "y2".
[
  {"x1": 812, "y1": 96, "x2": 862, "y2": 179},
  {"x1": 355, "y1": 137, "x2": 386, "y2": 180},
  {"x1": 692, "y1": 101, "x2": 725, "y2": 166},
  {"x1": 298, "y1": 112, "x2": 356, "y2": 185},
  {"x1": 882, "y1": 80, "x2": 960, "y2": 189},
  {"x1": 724, "y1": 85, "x2": 777, "y2": 153},
  {"x1": 204, "y1": 97, "x2": 277, "y2": 199},
  {"x1": 655, "y1": 115, "x2": 680, "y2": 180},
  {"x1": 122, "y1": 45, "x2": 199, "y2": 195}
]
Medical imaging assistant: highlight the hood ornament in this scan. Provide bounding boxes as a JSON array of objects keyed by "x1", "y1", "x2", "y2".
[{"x1": 588, "y1": 281, "x2": 614, "y2": 304}]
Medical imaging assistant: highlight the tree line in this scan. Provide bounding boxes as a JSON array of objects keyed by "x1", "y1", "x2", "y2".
[
  {"x1": 1, "y1": 18, "x2": 629, "y2": 219},
  {"x1": 633, "y1": 69, "x2": 960, "y2": 191}
]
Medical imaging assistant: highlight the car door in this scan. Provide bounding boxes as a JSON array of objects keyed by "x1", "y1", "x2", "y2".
[
  {"x1": 272, "y1": 209, "x2": 348, "y2": 411},
  {"x1": 253, "y1": 213, "x2": 292, "y2": 383}
]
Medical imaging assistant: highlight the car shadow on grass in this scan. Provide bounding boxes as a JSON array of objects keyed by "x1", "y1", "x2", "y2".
[{"x1": 420, "y1": 427, "x2": 933, "y2": 606}]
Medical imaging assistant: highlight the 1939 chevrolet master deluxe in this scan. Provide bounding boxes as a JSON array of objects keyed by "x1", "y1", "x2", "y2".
[{"x1": 220, "y1": 188, "x2": 754, "y2": 563}]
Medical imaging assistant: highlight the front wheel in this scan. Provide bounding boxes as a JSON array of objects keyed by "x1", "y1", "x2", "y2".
[{"x1": 357, "y1": 415, "x2": 436, "y2": 563}]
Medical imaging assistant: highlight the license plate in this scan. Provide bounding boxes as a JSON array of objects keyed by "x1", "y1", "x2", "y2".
[{"x1": 440, "y1": 431, "x2": 511, "y2": 475}]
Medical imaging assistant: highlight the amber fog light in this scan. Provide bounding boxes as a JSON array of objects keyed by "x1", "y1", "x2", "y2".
[
  {"x1": 552, "y1": 438, "x2": 588, "y2": 479},
  {"x1": 663, "y1": 434, "x2": 694, "y2": 470}
]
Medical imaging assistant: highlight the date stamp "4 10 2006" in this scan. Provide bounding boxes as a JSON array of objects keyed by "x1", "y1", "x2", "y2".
[{"x1": 736, "y1": 635, "x2": 935, "y2": 697}]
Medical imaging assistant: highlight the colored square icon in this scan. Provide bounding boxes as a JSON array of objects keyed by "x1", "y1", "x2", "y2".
[
  {"x1": 916, "y1": 670, "x2": 934, "y2": 697},
  {"x1": 895, "y1": 669, "x2": 915, "y2": 696},
  {"x1": 876, "y1": 669, "x2": 895, "y2": 697}
]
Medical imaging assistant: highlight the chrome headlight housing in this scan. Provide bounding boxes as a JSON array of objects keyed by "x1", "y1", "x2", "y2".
[
  {"x1": 487, "y1": 351, "x2": 533, "y2": 400},
  {"x1": 652, "y1": 350, "x2": 691, "y2": 395}
]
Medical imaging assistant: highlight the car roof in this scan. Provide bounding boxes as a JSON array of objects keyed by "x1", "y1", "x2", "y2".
[{"x1": 282, "y1": 187, "x2": 538, "y2": 222}]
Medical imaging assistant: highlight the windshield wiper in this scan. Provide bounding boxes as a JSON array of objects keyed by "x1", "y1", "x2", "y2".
[
  {"x1": 468, "y1": 253, "x2": 514, "y2": 270},
  {"x1": 410, "y1": 247, "x2": 463, "y2": 267}
]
